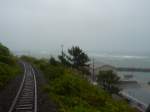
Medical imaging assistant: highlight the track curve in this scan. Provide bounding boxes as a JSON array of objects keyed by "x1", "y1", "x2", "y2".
[{"x1": 8, "y1": 62, "x2": 37, "y2": 112}]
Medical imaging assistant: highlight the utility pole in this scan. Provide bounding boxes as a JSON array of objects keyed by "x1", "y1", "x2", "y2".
[{"x1": 61, "y1": 44, "x2": 64, "y2": 58}]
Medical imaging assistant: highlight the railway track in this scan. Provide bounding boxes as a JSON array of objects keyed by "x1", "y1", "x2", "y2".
[{"x1": 8, "y1": 62, "x2": 37, "y2": 112}]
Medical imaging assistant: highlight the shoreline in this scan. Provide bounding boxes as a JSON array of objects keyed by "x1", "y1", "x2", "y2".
[
  {"x1": 119, "y1": 91, "x2": 148, "y2": 112},
  {"x1": 90, "y1": 80, "x2": 148, "y2": 112}
]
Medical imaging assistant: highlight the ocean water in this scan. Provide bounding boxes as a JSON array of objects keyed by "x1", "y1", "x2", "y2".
[
  {"x1": 89, "y1": 53, "x2": 150, "y2": 68},
  {"x1": 89, "y1": 53, "x2": 150, "y2": 106}
]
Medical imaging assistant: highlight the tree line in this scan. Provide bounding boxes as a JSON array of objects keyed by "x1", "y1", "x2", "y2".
[{"x1": 49, "y1": 46, "x2": 120, "y2": 94}]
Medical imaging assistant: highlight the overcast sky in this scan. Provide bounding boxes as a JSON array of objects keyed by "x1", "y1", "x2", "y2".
[{"x1": 0, "y1": 0, "x2": 150, "y2": 54}]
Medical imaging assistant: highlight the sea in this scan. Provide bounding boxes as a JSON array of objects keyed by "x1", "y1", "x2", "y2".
[{"x1": 89, "y1": 52, "x2": 150, "y2": 108}]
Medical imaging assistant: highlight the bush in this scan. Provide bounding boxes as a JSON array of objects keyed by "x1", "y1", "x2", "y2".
[
  {"x1": 0, "y1": 62, "x2": 20, "y2": 90},
  {"x1": 0, "y1": 55, "x2": 16, "y2": 65},
  {"x1": 97, "y1": 70, "x2": 120, "y2": 94},
  {"x1": 0, "y1": 43, "x2": 10, "y2": 56},
  {"x1": 0, "y1": 43, "x2": 21, "y2": 90},
  {"x1": 41, "y1": 65, "x2": 65, "y2": 81},
  {"x1": 49, "y1": 56, "x2": 59, "y2": 65},
  {"x1": 40, "y1": 64, "x2": 135, "y2": 112}
]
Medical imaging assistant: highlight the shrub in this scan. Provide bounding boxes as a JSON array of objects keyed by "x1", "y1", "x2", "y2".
[
  {"x1": 43, "y1": 67, "x2": 135, "y2": 112},
  {"x1": 0, "y1": 55, "x2": 15, "y2": 65},
  {"x1": 41, "y1": 65, "x2": 65, "y2": 81},
  {"x1": 0, "y1": 43, "x2": 10, "y2": 56},
  {"x1": 0, "y1": 62, "x2": 20, "y2": 89},
  {"x1": 0, "y1": 43, "x2": 21, "y2": 90}
]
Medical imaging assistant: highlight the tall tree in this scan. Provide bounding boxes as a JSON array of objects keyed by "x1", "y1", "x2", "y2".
[
  {"x1": 66, "y1": 46, "x2": 90, "y2": 75},
  {"x1": 67, "y1": 46, "x2": 90, "y2": 69}
]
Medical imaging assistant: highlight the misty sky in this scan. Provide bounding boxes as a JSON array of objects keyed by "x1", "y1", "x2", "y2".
[{"x1": 0, "y1": 0, "x2": 150, "y2": 54}]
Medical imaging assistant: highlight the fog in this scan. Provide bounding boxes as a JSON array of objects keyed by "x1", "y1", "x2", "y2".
[{"x1": 0, "y1": 0, "x2": 150, "y2": 55}]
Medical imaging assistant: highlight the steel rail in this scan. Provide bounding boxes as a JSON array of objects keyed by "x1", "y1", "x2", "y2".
[{"x1": 8, "y1": 62, "x2": 37, "y2": 112}]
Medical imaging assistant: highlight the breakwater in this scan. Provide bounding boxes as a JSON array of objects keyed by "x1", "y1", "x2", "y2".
[{"x1": 116, "y1": 67, "x2": 150, "y2": 72}]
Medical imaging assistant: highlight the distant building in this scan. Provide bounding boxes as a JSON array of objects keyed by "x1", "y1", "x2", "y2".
[
  {"x1": 89, "y1": 65, "x2": 117, "y2": 82},
  {"x1": 94, "y1": 65, "x2": 117, "y2": 75}
]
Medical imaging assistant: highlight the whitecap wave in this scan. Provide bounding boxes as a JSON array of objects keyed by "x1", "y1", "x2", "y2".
[{"x1": 89, "y1": 53, "x2": 150, "y2": 59}]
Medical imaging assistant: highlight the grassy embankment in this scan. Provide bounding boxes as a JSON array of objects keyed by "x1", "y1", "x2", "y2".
[
  {"x1": 0, "y1": 43, "x2": 21, "y2": 90},
  {"x1": 22, "y1": 56, "x2": 136, "y2": 112}
]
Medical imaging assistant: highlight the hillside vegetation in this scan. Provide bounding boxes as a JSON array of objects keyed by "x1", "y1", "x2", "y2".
[
  {"x1": 22, "y1": 56, "x2": 136, "y2": 112},
  {"x1": 0, "y1": 43, "x2": 21, "y2": 90}
]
